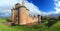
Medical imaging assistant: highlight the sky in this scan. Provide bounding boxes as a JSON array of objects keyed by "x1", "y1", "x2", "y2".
[{"x1": 0, "y1": 0, "x2": 60, "y2": 17}]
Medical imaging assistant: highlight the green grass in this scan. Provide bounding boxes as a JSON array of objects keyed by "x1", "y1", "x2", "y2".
[
  {"x1": 0, "y1": 23, "x2": 15, "y2": 31},
  {"x1": 49, "y1": 21, "x2": 60, "y2": 31},
  {"x1": 0, "y1": 18, "x2": 6, "y2": 22},
  {"x1": 0, "y1": 18, "x2": 60, "y2": 31}
]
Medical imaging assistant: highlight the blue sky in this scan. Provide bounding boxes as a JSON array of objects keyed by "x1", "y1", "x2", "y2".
[
  {"x1": 27, "y1": 0, "x2": 55, "y2": 12},
  {"x1": 0, "y1": 0, "x2": 60, "y2": 17}
]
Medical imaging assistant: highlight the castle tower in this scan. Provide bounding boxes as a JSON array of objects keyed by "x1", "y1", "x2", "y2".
[
  {"x1": 11, "y1": 6, "x2": 15, "y2": 25},
  {"x1": 15, "y1": 3, "x2": 21, "y2": 24},
  {"x1": 18, "y1": 0, "x2": 29, "y2": 25}
]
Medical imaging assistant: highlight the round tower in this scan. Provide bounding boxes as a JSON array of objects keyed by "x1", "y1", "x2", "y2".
[
  {"x1": 15, "y1": 3, "x2": 21, "y2": 24},
  {"x1": 18, "y1": 0, "x2": 29, "y2": 25},
  {"x1": 11, "y1": 6, "x2": 15, "y2": 25}
]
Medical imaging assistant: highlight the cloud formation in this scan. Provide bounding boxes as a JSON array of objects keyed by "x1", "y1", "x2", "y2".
[
  {"x1": 0, "y1": 0, "x2": 43, "y2": 17},
  {"x1": 54, "y1": 0, "x2": 60, "y2": 13},
  {"x1": 41, "y1": 0, "x2": 60, "y2": 16},
  {"x1": 0, "y1": 0, "x2": 60, "y2": 17}
]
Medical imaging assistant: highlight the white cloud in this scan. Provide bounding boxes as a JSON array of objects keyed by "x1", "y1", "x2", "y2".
[
  {"x1": 24, "y1": 1, "x2": 41, "y2": 15},
  {"x1": 0, "y1": 10, "x2": 11, "y2": 13},
  {"x1": 1, "y1": 0, "x2": 59, "y2": 16},
  {"x1": 24, "y1": 0, "x2": 60, "y2": 16},
  {"x1": 54, "y1": 0, "x2": 60, "y2": 13},
  {"x1": 0, "y1": 10, "x2": 11, "y2": 17},
  {"x1": 41, "y1": 0, "x2": 60, "y2": 16},
  {"x1": 0, "y1": 0, "x2": 43, "y2": 16}
]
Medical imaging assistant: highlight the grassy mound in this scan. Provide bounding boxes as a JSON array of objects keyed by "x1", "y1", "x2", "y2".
[{"x1": 49, "y1": 21, "x2": 60, "y2": 31}]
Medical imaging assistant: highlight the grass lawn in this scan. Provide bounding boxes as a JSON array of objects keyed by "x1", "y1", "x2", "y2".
[
  {"x1": 0, "y1": 18, "x2": 60, "y2": 31},
  {"x1": 0, "y1": 18, "x2": 6, "y2": 22},
  {"x1": 49, "y1": 21, "x2": 60, "y2": 31}
]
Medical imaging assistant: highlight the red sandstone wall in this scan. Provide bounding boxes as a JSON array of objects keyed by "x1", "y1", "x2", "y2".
[
  {"x1": 19, "y1": 7, "x2": 29, "y2": 25},
  {"x1": 29, "y1": 16, "x2": 38, "y2": 23},
  {"x1": 19, "y1": 7, "x2": 40, "y2": 25},
  {"x1": 11, "y1": 9, "x2": 15, "y2": 23}
]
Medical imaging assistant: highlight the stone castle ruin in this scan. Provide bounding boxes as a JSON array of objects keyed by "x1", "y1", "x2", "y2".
[{"x1": 11, "y1": 0, "x2": 41, "y2": 26}]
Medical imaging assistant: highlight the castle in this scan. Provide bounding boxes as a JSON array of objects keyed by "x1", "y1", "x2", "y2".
[{"x1": 11, "y1": 0, "x2": 41, "y2": 26}]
